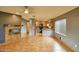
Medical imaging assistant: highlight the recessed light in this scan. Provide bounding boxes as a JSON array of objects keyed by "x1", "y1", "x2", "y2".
[{"x1": 24, "y1": 9, "x2": 29, "y2": 14}]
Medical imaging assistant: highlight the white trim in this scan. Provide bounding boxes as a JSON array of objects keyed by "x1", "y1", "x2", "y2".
[{"x1": 56, "y1": 32, "x2": 66, "y2": 36}]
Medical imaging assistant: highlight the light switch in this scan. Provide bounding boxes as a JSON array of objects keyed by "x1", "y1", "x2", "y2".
[{"x1": 75, "y1": 44, "x2": 78, "y2": 48}]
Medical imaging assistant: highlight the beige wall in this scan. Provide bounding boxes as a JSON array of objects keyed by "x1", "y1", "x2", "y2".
[
  {"x1": 54, "y1": 7, "x2": 79, "y2": 51},
  {"x1": 0, "y1": 12, "x2": 21, "y2": 25}
]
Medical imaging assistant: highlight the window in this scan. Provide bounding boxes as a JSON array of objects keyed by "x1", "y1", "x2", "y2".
[{"x1": 55, "y1": 19, "x2": 66, "y2": 36}]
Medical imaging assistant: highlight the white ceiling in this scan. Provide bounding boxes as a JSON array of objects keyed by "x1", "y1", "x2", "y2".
[
  {"x1": 28, "y1": 6, "x2": 78, "y2": 21},
  {"x1": 0, "y1": 6, "x2": 27, "y2": 19},
  {"x1": 0, "y1": 6, "x2": 25, "y2": 15},
  {"x1": 0, "y1": 6, "x2": 78, "y2": 21}
]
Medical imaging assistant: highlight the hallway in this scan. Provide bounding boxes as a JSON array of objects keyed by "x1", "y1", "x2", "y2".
[{"x1": 0, "y1": 34, "x2": 73, "y2": 52}]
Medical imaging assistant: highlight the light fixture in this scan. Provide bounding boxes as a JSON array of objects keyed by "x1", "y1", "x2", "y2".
[
  {"x1": 24, "y1": 9, "x2": 29, "y2": 14},
  {"x1": 47, "y1": 24, "x2": 49, "y2": 27}
]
